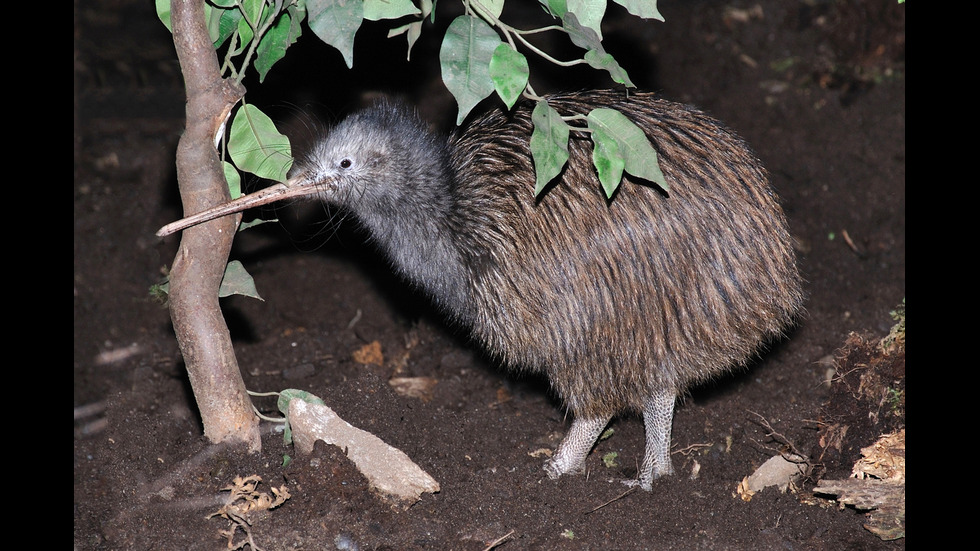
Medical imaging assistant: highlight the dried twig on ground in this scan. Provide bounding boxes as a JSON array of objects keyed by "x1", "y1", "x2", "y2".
[{"x1": 208, "y1": 475, "x2": 290, "y2": 550}]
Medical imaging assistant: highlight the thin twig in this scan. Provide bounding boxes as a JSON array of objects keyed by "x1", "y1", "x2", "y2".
[
  {"x1": 347, "y1": 308, "x2": 363, "y2": 329},
  {"x1": 673, "y1": 442, "x2": 712, "y2": 456},
  {"x1": 482, "y1": 529, "x2": 515, "y2": 550},
  {"x1": 747, "y1": 410, "x2": 805, "y2": 459},
  {"x1": 840, "y1": 229, "x2": 866, "y2": 258},
  {"x1": 586, "y1": 486, "x2": 636, "y2": 515}
]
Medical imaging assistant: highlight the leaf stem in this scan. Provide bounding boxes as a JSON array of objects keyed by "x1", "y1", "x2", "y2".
[
  {"x1": 233, "y1": 0, "x2": 285, "y2": 85},
  {"x1": 467, "y1": 0, "x2": 587, "y2": 67},
  {"x1": 247, "y1": 390, "x2": 287, "y2": 423}
]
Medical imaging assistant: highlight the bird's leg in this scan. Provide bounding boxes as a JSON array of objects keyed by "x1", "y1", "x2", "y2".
[
  {"x1": 635, "y1": 387, "x2": 677, "y2": 490},
  {"x1": 544, "y1": 415, "x2": 611, "y2": 479}
]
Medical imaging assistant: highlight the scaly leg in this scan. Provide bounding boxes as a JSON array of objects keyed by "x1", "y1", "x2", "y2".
[
  {"x1": 544, "y1": 415, "x2": 612, "y2": 479},
  {"x1": 637, "y1": 387, "x2": 677, "y2": 489}
]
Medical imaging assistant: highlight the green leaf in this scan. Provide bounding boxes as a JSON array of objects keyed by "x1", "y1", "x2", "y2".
[
  {"x1": 387, "y1": 0, "x2": 425, "y2": 63},
  {"x1": 613, "y1": 0, "x2": 665, "y2": 22},
  {"x1": 219, "y1": 260, "x2": 263, "y2": 300},
  {"x1": 568, "y1": 0, "x2": 607, "y2": 40},
  {"x1": 233, "y1": 14, "x2": 254, "y2": 55},
  {"x1": 561, "y1": 12, "x2": 602, "y2": 51},
  {"x1": 440, "y1": 15, "x2": 501, "y2": 125},
  {"x1": 388, "y1": 21, "x2": 424, "y2": 60},
  {"x1": 307, "y1": 0, "x2": 364, "y2": 68},
  {"x1": 587, "y1": 107, "x2": 668, "y2": 196},
  {"x1": 364, "y1": 0, "x2": 421, "y2": 20},
  {"x1": 588, "y1": 119, "x2": 625, "y2": 197},
  {"x1": 238, "y1": 0, "x2": 266, "y2": 27},
  {"x1": 240, "y1": 218, "x2": 278, "y2": 231},
  {"x1": 154, "y1": 0, "x2": 171, "y2": 31},
  {"x1": 255, "y1": 9, "x2": 302, "y2": 82},
  {"x1": 583, "y1": 48, "x2": 635, "y2": 87},
  {"x1": 529, "y1": 101, "x2": 570, "y2": 195},
  {"x1": 277, "y1": 388, "x2": 327, "y2": 446},
  {"x1": 561, "y1": 13, "x2": 635, "y2": 87},
  {"x1": 277, "y1": 389, "x2": 327, "y2": 416},
  {"x1": 204, "y1": 4, "x2": 239, "y2": 49},
  {"x1": 228, "y1": 104, "x2": 293, "y2": 182},
  {"x1": 286, "y1": 2, "x2": 307, "y2": 42},
  {"x1": 489, "y1": 44, "x2": 529, "y2": 110},
  {"x1": 222, "y1": 161, "x2": 241, "y2": 199},
  {"x1": 539, "y1": 0, "x2": 568, "y2": 17},
  {"x1": 471, "y1": 0, "x2": 505, "y2": 19}
]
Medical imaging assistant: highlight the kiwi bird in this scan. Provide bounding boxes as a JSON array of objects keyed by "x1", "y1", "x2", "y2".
[{"x1": 158, "y1": 90, "x2": 805, "y2": 490}]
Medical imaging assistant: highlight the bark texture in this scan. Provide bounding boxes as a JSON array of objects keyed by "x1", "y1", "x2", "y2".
[{"x1": 167, "y1": 0, "x2": 260, "y2": 451}]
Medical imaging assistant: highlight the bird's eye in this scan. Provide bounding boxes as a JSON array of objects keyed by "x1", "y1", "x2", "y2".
[{"x1": 340, "y1": 158, "x2": 352, "y2": 169}]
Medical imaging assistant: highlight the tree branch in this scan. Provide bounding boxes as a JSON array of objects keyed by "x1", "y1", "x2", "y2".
[{"x1": 168, "y1": 0, "x2": 260, "y2": 451}]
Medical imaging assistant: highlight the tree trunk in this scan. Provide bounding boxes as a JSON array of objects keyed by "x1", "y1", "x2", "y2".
[{"x1": 167, "y1": 0, "x2": 261, "y2": 451}]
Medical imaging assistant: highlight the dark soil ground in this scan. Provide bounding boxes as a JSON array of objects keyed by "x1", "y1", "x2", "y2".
[{"x1": 74, "y1": 1, "x2": 905, "y2": 549}]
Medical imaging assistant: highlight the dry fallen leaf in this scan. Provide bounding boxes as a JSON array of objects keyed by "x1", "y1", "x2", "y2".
[
  {"x1": 208, "y1": 475, "x2": 290, "y2": 550},
  {"x1": 210, "y1": 475, "x2": 290, "y2": 519},
  {"x1": 353, "y1": 341, "x2": 384, "y2": 366},
  {"x1": 852, "y1": 429, "x2": 905, "y2": 482},
  {"x1": 389, "y1": 376, "x2": 439, "y2": 401},
  {"x1": 495, "y1": 386, "x2": 512, "y2": 405},
  {"x1": 814, "y1": 430, "x2": 906, "y2": 540}
]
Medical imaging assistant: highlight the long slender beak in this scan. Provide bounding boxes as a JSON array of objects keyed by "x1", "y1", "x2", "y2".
[{"x1": 156, "y1": 175, "x2": 318, "y2": 237}]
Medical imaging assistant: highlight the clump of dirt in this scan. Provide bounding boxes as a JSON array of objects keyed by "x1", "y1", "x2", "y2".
[{"x1": 813, "y1": 305, "x2": 906, "y2": 479}]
